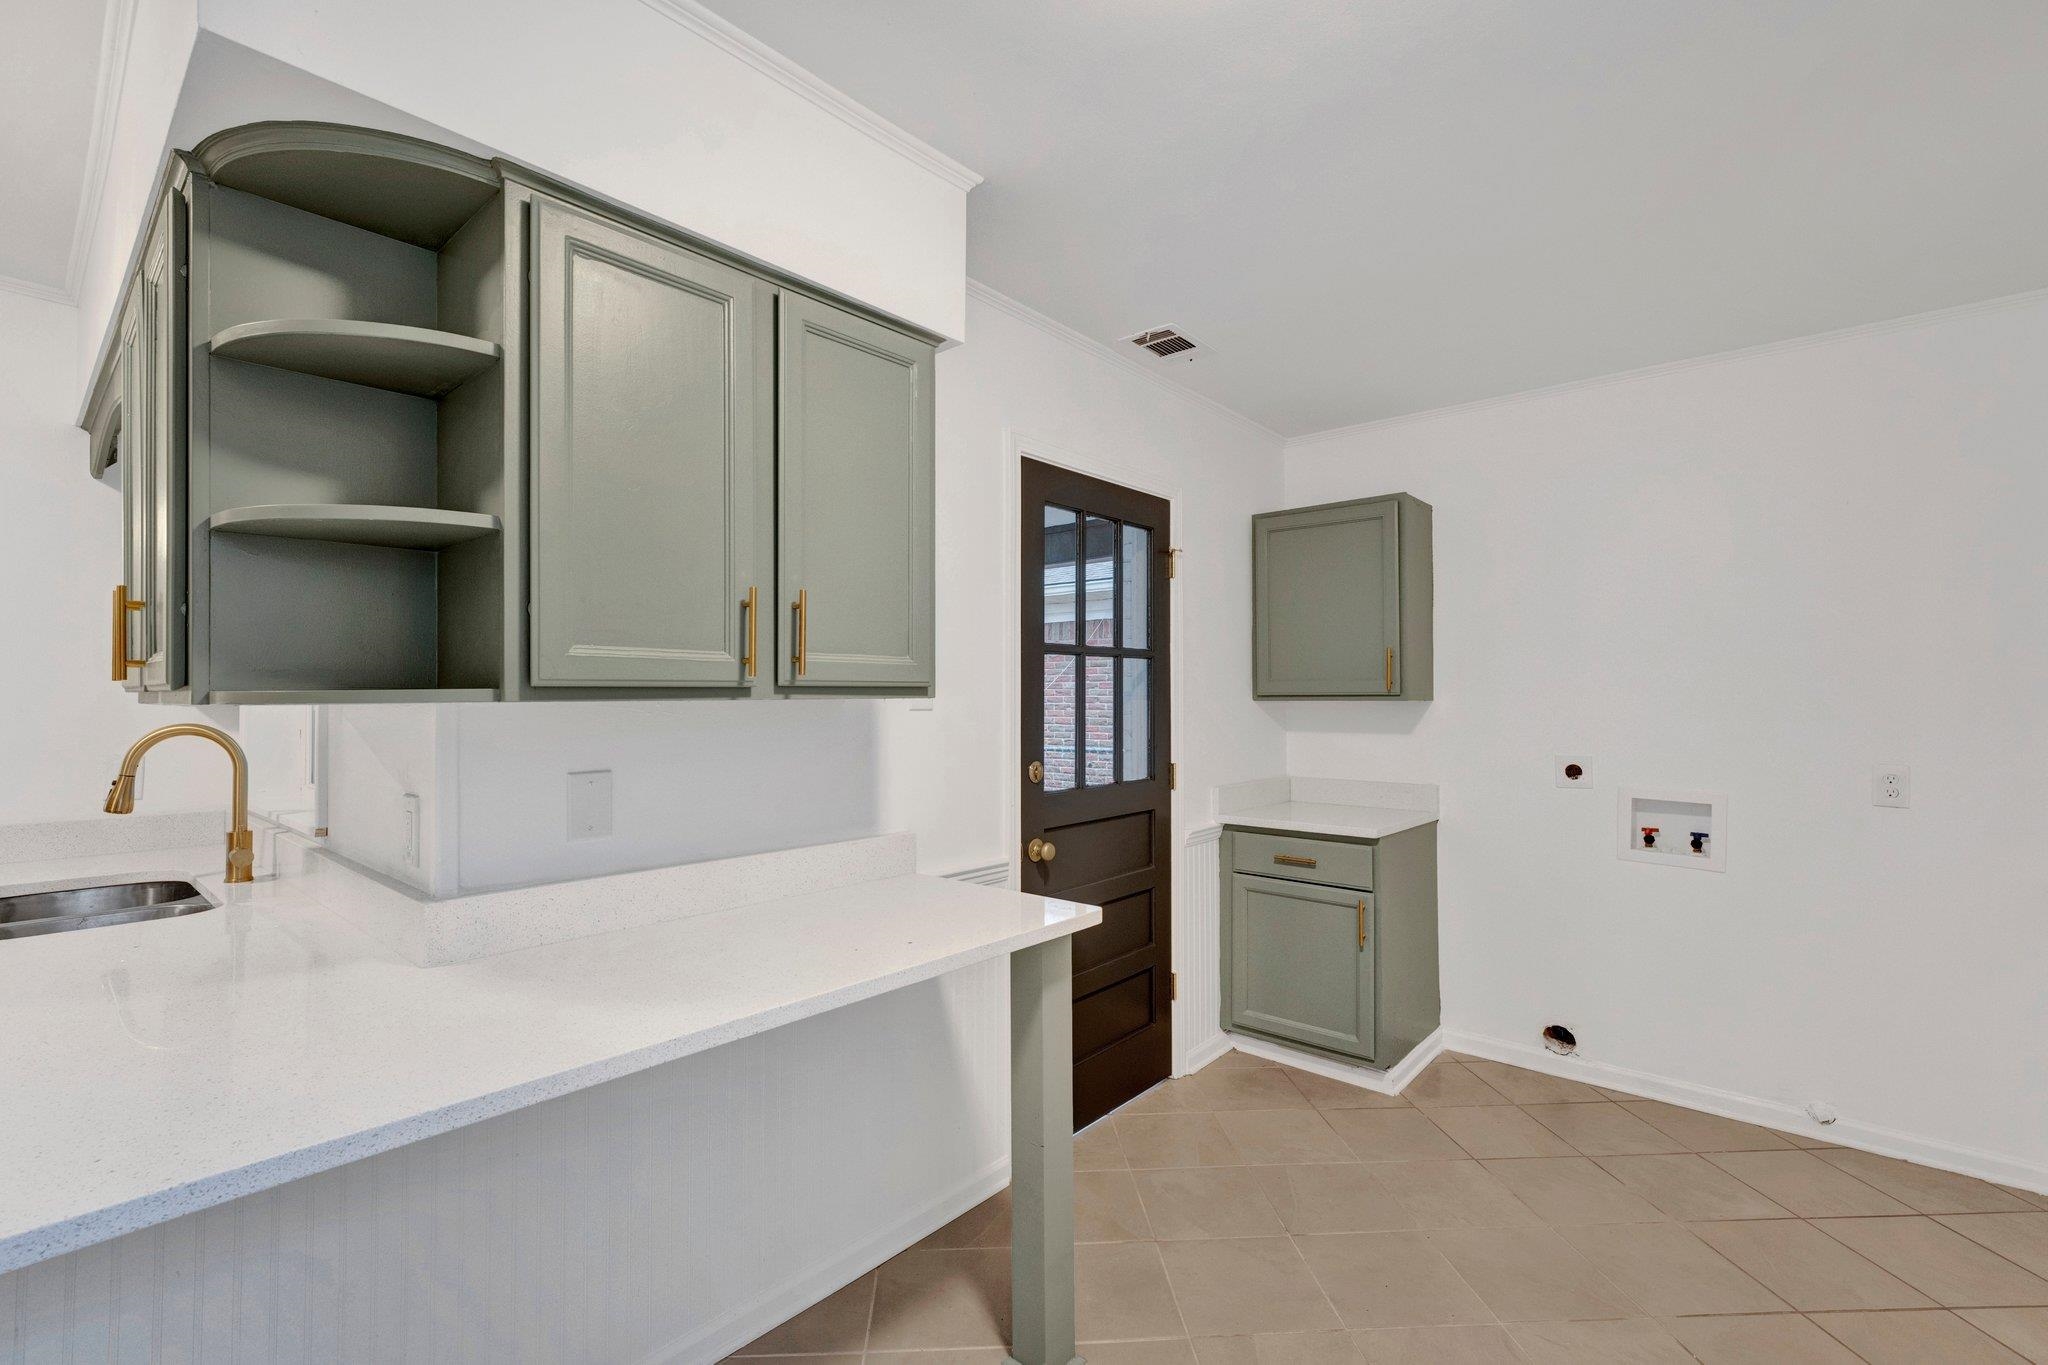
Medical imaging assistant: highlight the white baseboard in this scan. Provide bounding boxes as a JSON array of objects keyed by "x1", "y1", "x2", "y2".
[
  {"x1": 1445, "y1": 1028, "x2": 2048, "y2": 1197},
  {"x1": 1225, "y1": 1028, "x2": 1445, "y2": 1096},
  {"x1": 1181, "y1": 1030, "x2": 1232, "y2": 1076},
  {"x1": 640, "y1": 1155, "x2": 1010, "y2": 1365}
]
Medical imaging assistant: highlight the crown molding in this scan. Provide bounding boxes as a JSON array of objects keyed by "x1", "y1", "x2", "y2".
[
  {"x1": 0, "y1": 273, "x2": 77, "y2": 307},
  {"x1": 965, "y1": 279, "x2": 1282, "y2": 447},
  {"x1": 53, "y1": 0, "x2": 141, "y2": 305},
  {"x1": 1288, "y1": 285, "x2": 2048, "y2": 450},
  {"x1": 637, "y1": 0, "x2": 982, "y2": 193}
]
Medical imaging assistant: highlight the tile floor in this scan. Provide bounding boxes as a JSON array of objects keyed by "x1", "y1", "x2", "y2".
[{"x1": 729, "y1": 1050, "x2": 2048, "y2": 1364}]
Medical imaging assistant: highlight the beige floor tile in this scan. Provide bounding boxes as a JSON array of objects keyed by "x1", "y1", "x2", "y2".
[
  {"x1": 1068, "y1": 1342, "x2": 1198, "y2": 1365},
  {"x1": 1190, "y1": 1330, "x2": 1357, "y2": 1365},
  {"x1": 1778, "y1": 1130, "x2": 1843, "y2": 1149},
  {"x1": 1120, "y1": 1078, "x2": 1200, "y2": 1115},
  {"x1": 1558, "y1": 1221, "x2": 1786, "y2": 1316},
  {"x1": 1940, "y1": 1214, "x2": 2048, "y2": 1279},
  {"x1": 1661, "y1": 1313, "x2": 1862, "y2": 1363},
  {"x1": 1216, "y1": 1109, "x2": 1357, "y2": 1165},
  {"x1": 1617, "y1": 1099, "x2": 1792, "y2": 1152},
  {"x1": 869, "y1": 1247, "x2": 1011, "y2": 1350},
  {"x1": 1352, "y1": 1323, "x2": 1525, "y2": 1363},
  {"x1": 866, "y1": 1353, "x2": 1006, "y2": 1365},
  {"x1": 1135, "y1": 1167, "x2": 1287, "y2": 1240},
  {"x1": 1590, "y1": 1085, "x2": 1642, "y2": 1102},
  {"x1": 1428, "y1": 1106, "x2": 1577, "y2": 1160},
  {"x1": 1704, "y1": 1150, "x2": 1914, "y2": 1217},
  {"x1": 1292, "y1": 1230, "x2": 1493, "y2": 1329},
  {"x1": 1117, "y1": 1114, "x2": 1246, "y2": 1169},
  {"x1": 1816, "y1": 1149, "x2": 2035, "y2": 1214},
  {"x1": 731, "y1": 1272, "x2": 876, "y2": 1355},
  {"x1": 1814, "y1": 1216, "x2": 2048, "y2": 1307},
  {"x1": 1323, "y1": 1109, "x2": 1469, "y2": 1162},
  {"x1": 1999, "y1": 1185, "x2": 2048, "y2": 1212},
  {"x1": 1159, "y1": 1236, "x2": 1343, "y2": 1337},
  {"x1": 1812, "y1": 1309, "x2": 2029, "y2": 1363},
  {"x1": 1481, "y1": 1157, "x2": 1667, "y2": 1225},
  {"x1": 1400, "y1": 1061, "x2": 1512, "y2": 1109},
  {"x1": 1592, "y1": 1154, "x2": 1792, "y2": 1220},
  {"x1": 1254, "y1": 1165, "x2": 1419, "y2": 1235},
  {"x1": 1460, "y1": 1063, "x2": 1605, "y2": 1105},
  {"x1": 1078, "y1": 1169, "x2": 1155, "y2": 1242},
  {"x1": 1425, "y1": 1226, "x2": 1638, "y2": 1322},
  {"x1": 1521, "y1": 1103, "x2": 1685, "y2": 1157},
  {"x1": 1960, "y1": 1308, "x2": 2048, "y2": 1362},
  {"x1": 733, "y1": 1355, "x2": 861, "y2": 1365},
  {"x1": 1078, "y1": 1240, "x2": 1189, "y2": 1343},
  {"x1": 1507, "y1": 1317, "x2": 1693, "y2": 1363},
  {"x1": 918, "y1": 1191, "x2": 1012, "y2": 1249},
  {"x1": 1212, "y1": 1050, "x2": 1281, "y2": 1069},
  {"x1": 1279, "y1": 1067, "x2": 1412, "y2": 1111},
  {"x1": 1373, "y1": 1160, "x2": 1540, "y2": 1229},
  {"x1": 1078, "y1": 1121, "x2": 1130, "y2": 1170},
  {"x1": 1180, "y1": 1069, "x2": 1315, "y2": 1112},
  {"x1": 1690, "y1": 1216, "x2": 1935, "y2": 1310}
]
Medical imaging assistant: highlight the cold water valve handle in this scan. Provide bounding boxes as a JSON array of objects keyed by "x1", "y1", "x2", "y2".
[{"x1": 1690, "y1": 831, "x2": 1708, "y2": 854}]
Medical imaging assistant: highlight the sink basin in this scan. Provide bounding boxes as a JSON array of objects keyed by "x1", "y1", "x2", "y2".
[{"x1": 0, "y1": 879, "x2": 213, "y2": 940}]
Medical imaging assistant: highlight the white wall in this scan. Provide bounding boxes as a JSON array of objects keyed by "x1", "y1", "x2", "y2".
[{"x1": 1281, "y1": 293, "x2": 2048, "y2": 1178}]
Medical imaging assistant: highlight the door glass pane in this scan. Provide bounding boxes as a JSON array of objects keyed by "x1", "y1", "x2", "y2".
[
  {"x1": 1083, "y1": 515, "x2": 1116, "y2": 646},
  {"x1": 1043, "y1": 507, "x2": 1077, "y2": 644},
  {"x1": 1121, "y1": 524, "x2": 1149, "y2": 649},
  {"x1": 1122, "y1": 657, "x2": 1150, "y2": 781},
  {"x1": 1042, "y1": 654, "x2": 1076, "y2": 792},
  {"x1": 1083, "y1": 655, "x2": 1116, "y2": 786}
]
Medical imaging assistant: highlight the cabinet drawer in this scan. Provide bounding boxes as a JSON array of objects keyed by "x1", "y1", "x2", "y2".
[{"x1": 1229, "y1": 831, "x2": 1372, "y2": 889}]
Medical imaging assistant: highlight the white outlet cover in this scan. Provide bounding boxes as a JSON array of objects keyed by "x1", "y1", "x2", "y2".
[
  {"x1": 568, "y1": 769, "x2": 614, "y2": 840},
  {"x1": 1871, "y1": 765, "x2": 1911, "y2": 808},
  {"x1": 1554, "y1": 755, "x2": 1593, "y2": 788}
]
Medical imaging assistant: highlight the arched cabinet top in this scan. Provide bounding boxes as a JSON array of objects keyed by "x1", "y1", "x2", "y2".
[{"x1": 190, "y1": 121, "x2": 501, "y2": 249}]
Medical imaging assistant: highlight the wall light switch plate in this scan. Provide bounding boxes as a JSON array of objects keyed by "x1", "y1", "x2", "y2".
[
  {"x1": 1872, "y1": 765, "x2": 1910, "y2": 808},
  {"x1": 1555, "y1": 755, "x2": 1593, "y2": 789},
  {"x1": 568, "y1": 769, "x2": 613, "y2": 840}
]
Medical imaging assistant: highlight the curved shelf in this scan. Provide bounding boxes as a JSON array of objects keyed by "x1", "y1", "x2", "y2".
[
  {"x1": 206, "y1": 504, "x2": 502, "y2": 550},
  {"x1": 209, "y1": 319, "x2": 500, "y2": 398},
  {"x1": 210, "y1": 689, "x2": 499, "y2": 705},
  {"x1": 192, "y1": 122, "x2": 499, "y2": 249}
]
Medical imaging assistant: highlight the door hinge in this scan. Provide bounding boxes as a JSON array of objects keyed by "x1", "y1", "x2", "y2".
[
  {"x1": 1169, "y1": 762, "x2": 1178, "y2": 790},
  {"x1": 1170, "y1": 971, "x2": 1178, "y2": 1002},
  {"x1": 1167, "y1": 547, "x2": 1181, "y2": 579}
]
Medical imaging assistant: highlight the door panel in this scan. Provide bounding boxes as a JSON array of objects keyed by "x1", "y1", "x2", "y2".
[
  {"x1": 530, "y1": 195, "x2": 765, "y2": 687},
  {"x1": 1021, "y1": 458, "x2": 1172, "y2": 1129},
  {"x1": 776, "y1": 293, "x2": 934, "y2": 688},
  {"x1": 117, "y1": 279, "x2": 145, "y2": 692},
  {"x1": 140, "y1": 185, "x2": 186, "y2": 691},
  {"x1": 1254, "y1": 499, "x2": 1401, "y2": 697},
  {"x1": 1229, "y1": 874, "x2": 1375, "y2": 1060}
]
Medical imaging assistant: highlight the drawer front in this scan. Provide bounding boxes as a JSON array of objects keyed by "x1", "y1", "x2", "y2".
[{"x1": 1230, "y1": 831, "x2": 1373, "y2": 889}]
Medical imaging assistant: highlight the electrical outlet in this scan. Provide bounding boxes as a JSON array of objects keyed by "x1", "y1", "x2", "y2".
[
  {"x1": 1554, "y1": 755, "x2": 1593, "y2": 789},
  {"x1": 568, "y1": 769, "x2": 613, "y2": 840},
  {"x1": 1872, "y1": 765, "x2": 1910, "y2": 809},
  {"x1": 401, "y1": 793, "x2": 421, "y2": 867}
]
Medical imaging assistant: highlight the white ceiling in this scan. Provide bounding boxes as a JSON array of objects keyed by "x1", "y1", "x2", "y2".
[
  {"x1": 700, "y1": 0, "x2": 2048, "y2": 436},
  {"x1": 0, "y1": 0, "x2": 111, "y2": 295}
]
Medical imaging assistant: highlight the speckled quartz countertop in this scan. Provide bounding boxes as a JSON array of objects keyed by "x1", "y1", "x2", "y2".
[
  {"x1": 0, "y1": 838, "x2": 1097, "y2": 1273},
  {"x1": 1219, "y1": 800, "x2": 1438, "y2": 840},
  {"x1": 1213, "y1": 776, "x2": 1440, "y2": 841}
]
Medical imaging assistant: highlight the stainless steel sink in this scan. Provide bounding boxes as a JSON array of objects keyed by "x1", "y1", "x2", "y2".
[{"x1": 0, "y1": 879, "x2": 213, "y2": 940}]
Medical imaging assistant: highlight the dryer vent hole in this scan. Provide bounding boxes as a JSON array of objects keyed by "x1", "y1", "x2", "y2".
[{"x1": 1542, "y1": 1024, "x2": 1577, "y2": 1055}]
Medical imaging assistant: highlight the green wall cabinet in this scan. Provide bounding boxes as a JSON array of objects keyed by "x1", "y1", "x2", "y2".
[
  {"x1": 1219, "y1": 822, "x2": 1439, "y2": 1069},
  {"x1": 1252, "y1": 493, "x2": 1432, "y2": 699}
]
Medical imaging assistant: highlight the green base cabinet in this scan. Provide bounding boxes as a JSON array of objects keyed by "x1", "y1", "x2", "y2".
[
  {"x1": 1219, "y1": 822, "x2": 1439, "y2": 1070},
  {"x1": 1252, "y1": 493, "x2": 1432, "y2": 699}
]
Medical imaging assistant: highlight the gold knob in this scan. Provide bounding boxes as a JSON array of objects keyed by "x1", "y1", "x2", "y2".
[
  {"x1": 1028, "y1": 760, "x2": 1044, "y2": 784},
  {"x1": 1027, "y1": 838, "x2": 1057, "y2": 864}
]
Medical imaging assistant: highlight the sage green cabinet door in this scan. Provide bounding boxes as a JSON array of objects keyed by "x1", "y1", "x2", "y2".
[
  {"x1": 116, "y1": 280, "x2": 146, "y2": 693},
  {"x1": 1254, "y1": 498, "x2": 1401, "y2": 697},
  {"x1": 120, "y1": 184, "x2": 186, "y2": 693},
  {"x1": 530, "y1": 196, "x2": 769, "y2": 687},
  {"x1": 775, "y1": 293, "x2": 934, "y2": 689},
  {"x1": 1227, "y1": 873, "x2": 1376, "y2": 1061}
]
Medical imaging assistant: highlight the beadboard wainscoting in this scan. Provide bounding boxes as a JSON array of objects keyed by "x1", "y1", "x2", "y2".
[
  {"x1": 0, "y1": 961, "x2": 1010, "y2": 1364},
  {"x1": 1177, "y1": 824, "x2": 1227, "y2": 1076}
]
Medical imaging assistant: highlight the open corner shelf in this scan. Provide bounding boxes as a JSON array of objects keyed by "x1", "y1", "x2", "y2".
[
  {"x1": 206, "y1": 504, "x2": 502, "y2": 550},
  {"x1": 210, "y1": 688, "x2": 499, "y2": 705},
  {"x1": 209, "y1": 319, "x2": 500, "y2": 397}
]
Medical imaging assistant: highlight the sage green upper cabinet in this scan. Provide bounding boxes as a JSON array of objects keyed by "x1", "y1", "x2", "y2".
[
  {"x1": 1252, "y1": 493, "x2": 1432, "y2": 699},
  {"x1": 529, "y1": 195, "x2": 771, "y2": 688},
  {"x1": 775, "y1": 293, "x2": 935, "y2": 690},
  {"x1": 112, "y1": 184, "x2": 186, "y2": 694}
]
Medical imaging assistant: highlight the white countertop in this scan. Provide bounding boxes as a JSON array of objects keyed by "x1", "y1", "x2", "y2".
[
  {"x1": 1219, "y1": 800, "x2": 1438, "y2": 840},
  {"x1": 0, "y1": 841, "x2": 1098, "y2": 1273}
]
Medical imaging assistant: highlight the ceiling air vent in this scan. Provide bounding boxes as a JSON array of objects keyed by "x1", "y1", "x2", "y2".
[{"x1": 1124, "y1": 326, "x2": 1203, "y2": 362}]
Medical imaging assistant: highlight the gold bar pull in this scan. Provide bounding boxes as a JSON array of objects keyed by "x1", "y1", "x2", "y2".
[
  {"x1": 741, "y1": 586, "x2": 758, "y2": 680},
  {"x1": 110, "y1": 585, "x2": 144, "y2": 681},
  {"x1": 1357, "y1": 899, "x2": 1368, "y2": 950},
  {"x1": 792, "y1": 588, "x2": 809, "y2": 677},
  {"x1": 1273, "y1": 853, "x2": 1318, "y2": 868},
  {"x1": 1385, "y1": 647, "x2": 1396, "y2": 692}
]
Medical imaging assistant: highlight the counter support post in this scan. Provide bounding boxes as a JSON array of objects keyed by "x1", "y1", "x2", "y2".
[{"x1": 1007, "y1": 935, "x2": 1079, "y2": 1365}]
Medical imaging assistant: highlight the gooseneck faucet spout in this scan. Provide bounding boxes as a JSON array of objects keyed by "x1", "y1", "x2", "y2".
[{"x1": 104, "y1": 724, "x2": 254, "y2": 883}]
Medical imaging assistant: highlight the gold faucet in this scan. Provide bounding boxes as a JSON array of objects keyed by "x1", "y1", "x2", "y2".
[{"x1": 104, "y1": 724, "x2": 255, "y2": 883}]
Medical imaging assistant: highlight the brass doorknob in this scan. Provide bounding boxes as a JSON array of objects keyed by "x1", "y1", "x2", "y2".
[{"x1": 1027, "y1": 838, "x2": 1057, "y2": 864}]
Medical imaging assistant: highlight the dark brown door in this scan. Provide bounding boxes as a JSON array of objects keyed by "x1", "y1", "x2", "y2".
[{"x1": 1020, "y1": 458, "x2": 1172, "y2": 1129}]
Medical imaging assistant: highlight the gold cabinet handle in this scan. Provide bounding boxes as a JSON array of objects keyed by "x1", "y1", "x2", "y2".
[
  {"x1": 1357, "y1": 899, "x2": 1368, "y2": 950},
  {"x1": 1027, "y1": 837, "x2": 1057, "y2": 863},
  {"x1": 110, "y1": 584, "x2": 144, "y2": 680},
  {"x1": 741, "y1": 585, "x2": 758, "y2": 680},
  {"x1": 792, "y1": 587, "x2": 808, "y2": 677},
  {"x1": 1273, "y1": 853, "x2": 1318, "y2": 868},
  {"x1": 1385, "y1": 647, "x2": 1395, "y2": 692}
]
